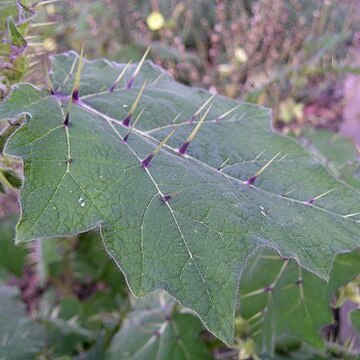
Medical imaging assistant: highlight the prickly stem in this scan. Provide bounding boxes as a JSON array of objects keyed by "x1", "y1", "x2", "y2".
[
  {"x1": 189, "y1": 94, "x2": 216, "y2": 123},
  {"x1": 217, "y1": 158, "x2": 230, "y2": 171},
  {"x1": 178, "y1": 141, "x2": 190, "y2": 155},
  {"x1": 63, "y1": 112, "x2": 69, "y2": 127},
  {"x1": 123, "y1": 133, "x2": 130, "y2": 143},
  {"x1": 72, "y1": 89, "x2": 79, "y2": 102},
  {"x1": 110, "y1": 61, "x2": 132, "y2": 92},
  {"x1": 141, "y1": 128, "x2": 177, "y2": 168},
  {"x1": 153, "y1": 128, "x2": 177, "y2": 156},
  {"x1": 245, "y1": 152, "x2": 281, "y2": 185},
  {"x1": 161, "y1": 194, "x2": 172, "y2": 203},
  {"x1": 34, "y1": 0, "x2": 61, "y2": 6},
  {"x1": 71, "y1": 44, "x2": 84, "y2": 102},
  {"x1": 215, "y1": 105, "x2": 240, "y2": 122},
  {"x1": 122, "y1": 114, "x2": 132, "y2": 127},
  {"x1": 343, "y1": 212, "x2": 360, "y2": 218},
  {"x1": 127, "y1": 47, "x2": 150, "y2": 89},
  {"x1": 188, "y1": 114, "x2": 196, "y2": 124},
  {"x1": 123, "y1": 109, "x2": 145, "y2": 143},
  {"x1": 245, "y1": 175, "x2": 257, "y2": 186},
  {"x1": 31, "y1": 21, "x2": 58, "y2": 28},
  {"x1": 307, "y1": 188, "x2": 336, "y2": 205},
  {"x1": 45, "y1": 63, "x2": 54, "y2": 95},
  {"x1": 123, "y1": 81, "x2": 147, "y2": 126},
  {"x1": 141, "y1": 153, "x2": 154, "y2": 168},
  {"x1": 63, "y1": 46, "x2": 84, "y2": 126},
  {"x1": 179, "y1": 106, "x2": 211, "y2": 154}
]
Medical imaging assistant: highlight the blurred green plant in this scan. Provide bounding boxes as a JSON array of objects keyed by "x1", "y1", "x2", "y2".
[{"x1": 0, "y1": 0, "x2": 32, "y2": 96}]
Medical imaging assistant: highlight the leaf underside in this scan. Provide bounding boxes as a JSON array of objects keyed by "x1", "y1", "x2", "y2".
[{"x1": 1, "y1": 51, "x2": 360, "y2": 344}]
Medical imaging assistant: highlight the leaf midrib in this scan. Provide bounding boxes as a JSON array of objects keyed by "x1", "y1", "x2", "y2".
[
  {"x1": 88, "y1": 101, "x2": 225, "y2": 332},
  {"x1": 8, "y1": 85, "x2": 360, "y2": 222},
  {"x1": 77, "y1": 98, "x2": 360, "y2": 224}
]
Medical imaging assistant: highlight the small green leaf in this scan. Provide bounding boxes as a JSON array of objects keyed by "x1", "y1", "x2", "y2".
[
  {"x1": 0, "y1": 282, "x2": 45, "y2": 359},
  {"x1": 43, "y1": 317, "x2": 94, "y2": 357},
  {"x1": 240, "y1": 249, "x2": 360, "y2": 353},
  {"x1": 6, "y1": 16, "x2": 27, "y2": 48},
  {"x1": 0, "y1": 216, "x2": 27, "y2": 280},
  {"x1": 107, "y1": 291, "x2": 212, "y2": 360}
]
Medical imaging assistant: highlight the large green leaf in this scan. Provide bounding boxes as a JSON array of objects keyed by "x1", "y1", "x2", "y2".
[
  {"x1": 0, "y1": 282, "x2": 45, "y2": 359},
  {"x1": 1, "y1": 52, "x2": 360, "y2": 344},
  {"x1": 107, "y1": 291, "x2": 212, "y2": 360}
]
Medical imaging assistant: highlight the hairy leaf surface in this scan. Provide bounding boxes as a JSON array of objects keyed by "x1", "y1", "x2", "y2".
[{"x1": 1, "y1": 52, "x2": 360, "y2": 343}]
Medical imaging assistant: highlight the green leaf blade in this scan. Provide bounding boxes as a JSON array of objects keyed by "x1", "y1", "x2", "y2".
[
  {"x1": 1, "y1": 52, "x2": 360, "y2": 344},
  {"x1": 7, "y1": 16, "x2": 27, "y2": 48}
]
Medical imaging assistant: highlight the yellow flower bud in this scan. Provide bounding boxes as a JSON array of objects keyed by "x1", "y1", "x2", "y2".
[{"x1": 146, "y1": 11, "x2": 165, "y2": 31}]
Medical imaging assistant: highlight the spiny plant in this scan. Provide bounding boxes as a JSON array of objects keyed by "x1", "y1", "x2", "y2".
[
  {"x1": 1, "y1": 49, "x2": 360, "y2": 358},
  {"x1": 0, "y1": 0, "x2": 58, "y2": 202},
  {"x1": 0, "y1": 0, "x2": 36, "y2": 95}
]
